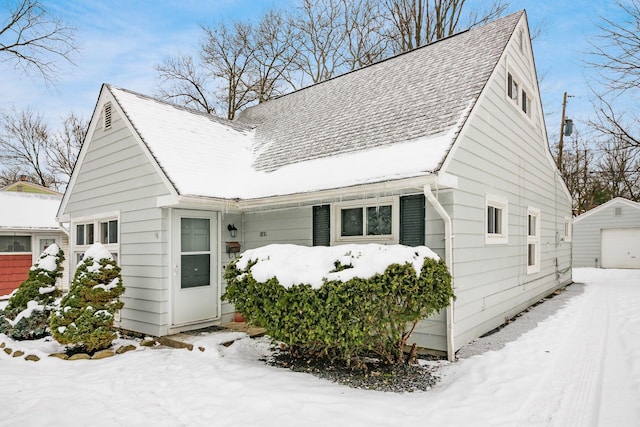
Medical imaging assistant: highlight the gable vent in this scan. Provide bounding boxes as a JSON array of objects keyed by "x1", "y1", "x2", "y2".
[
  {"x1": 614, "y1": 207, "x2": 622, "y2": 216},
  {"x1": 104, "y1": 102, "x2": 112, "y2": 130}
]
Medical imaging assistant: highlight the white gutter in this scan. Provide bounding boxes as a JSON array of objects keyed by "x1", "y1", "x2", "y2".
[
  {"x1": 423, "y1": 183, "x2": 455, "y2": 362},
  {"x1": 157, "y1": 175, "x2": 435, "y2": 211}
]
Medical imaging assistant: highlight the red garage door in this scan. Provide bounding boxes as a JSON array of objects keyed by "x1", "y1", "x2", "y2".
[{"x1": 0, "y1": 254, "x2": 32, "y2": 296}]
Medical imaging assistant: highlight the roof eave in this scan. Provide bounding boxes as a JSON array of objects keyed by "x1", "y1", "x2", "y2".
[{"x1": 158, "y1": 173, "x2": 457, "y2": 212}]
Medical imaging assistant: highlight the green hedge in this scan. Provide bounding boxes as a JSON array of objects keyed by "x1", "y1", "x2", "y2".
[{"x1": 223, "y1": 257, "x2": 453, "y2": 365}]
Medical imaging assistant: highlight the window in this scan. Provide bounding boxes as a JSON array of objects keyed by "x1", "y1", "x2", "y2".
[
  {"x1": 101, "y1": 220, "x2": 118, "y2": 244},
  {"x1": 507, "y1": 71, "x2": 533, "y2": 118},
  {"x1": 527, "y1": 207, "x2": 541, "y2": 274},
  {"x1": 486, "y1": 195, "x2": 508, "y2": 244},
  {"x1": 507, "y1": 73, "x2": 518, "y2": 102},
  {"x1": 335, "y1": 198, "x2": 398, "y2": 242},
  {"x1": 521, "y1": 90, "x2": 531, "y2": 115},
  {"x1": 76, "y1": 223, "x2": 94, "y2": 245},
  {"x1": 73, "y1": 216, "x2": 119, "y2": 265},
  {"x1": 0, "y1": 236, "x2": 31, "y2": 253},
  {"x1": 564, "y1": 218, "x2": 572, "y2": 242}
]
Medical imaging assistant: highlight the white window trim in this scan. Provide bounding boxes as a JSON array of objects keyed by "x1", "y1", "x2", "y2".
[
  {"x1": 71, "y1": 213, "x2": 120, "y2": 270},
  {"x1": 486, "y1": 195, "x2": 508, "y2": 245},
  {"x1": 506, "y1": 66, "x2": 534, "y2": 121},
  {"x1": 527, "y1": 207, "x2": 541, "y2": 274},
  {"x1": 564, "y1": 217, "x2": 572, "y2": 242},
  {"x1": 332, "y1": 197, "x2": 399, "y2": 244}
]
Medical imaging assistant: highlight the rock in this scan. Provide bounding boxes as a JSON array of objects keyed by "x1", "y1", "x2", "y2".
[
  {"x1": 68, "y1": 353, "x2": 91, "y2": 360},
  {"x1": 13, "y1": 350, "x2": 25, "y2": 358},
  {"x1": 116, "y1": 344, "x2": 137, "y2": 354},
  {"x1": 198, "y1": 346, "x2": 205, "y2": 352},
  {"x1": 140, "y1": 338, "x2": 157, "y2": 347},
  {"x1": 49, "y1": 353, "x2": 69, "y2": 360},
  {"x1": 3, "y1": 348, "x2": 12, "y2": 355},
  {"x1": 25, "y1": 354, "x2": 40, "y2": 362},
  {"x1": 92, "y1": 350, "x2": 115, "y2": 360},
  {"x1": 0, "y1": 342, "x2": 5, "y2": 348}
]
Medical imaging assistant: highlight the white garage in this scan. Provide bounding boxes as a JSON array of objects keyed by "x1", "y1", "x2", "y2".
[{"x1": 573, "y1": 198, "x2": 640, "y2": 268}]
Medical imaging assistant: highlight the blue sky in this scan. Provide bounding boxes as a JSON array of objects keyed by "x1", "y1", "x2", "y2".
[{"x1": 0, "y1": 0, "x2": 628, "y2": 142}]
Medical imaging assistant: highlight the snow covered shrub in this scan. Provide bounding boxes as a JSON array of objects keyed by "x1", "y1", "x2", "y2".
[
  {"x1": 50, "y1": 243, "x2": 124, "y2": 353},
  {"x1": 0, "y1": 244, "x2": 64, "y2": 340},
  {"x1": 223, "y1": 244, "x2": 454, "y2": 366},
  {"x1": 5, "y1": 243, "x2": 64, "y2": 313}
]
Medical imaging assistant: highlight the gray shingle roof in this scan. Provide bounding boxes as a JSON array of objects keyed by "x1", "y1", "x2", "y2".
[{"x1": 236, "y1": 11, "x2": 523, "y2": 172}]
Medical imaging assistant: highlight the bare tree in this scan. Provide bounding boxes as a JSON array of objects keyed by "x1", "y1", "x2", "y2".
[
  {"x1": 201, "y1": 21, "x2": 259, "y2": 120},
  {"x1": 587, "y1": 0, "x2": 640, "y2": 148},
  {"x1": 596, "y1": 138, "x2": 640, "y2": 201},
  {"x1": 381, "y1": 0, "x2": 509, "y2": 53},
  {"x1": 48, "y1": 112, "x2": 87, "y2": 182},
  {"x1": 252, "y1": 9, "x2": 300, "y2": 102},
  {"x1": 341, "y1": 0, "x2": 389, "y2": 70},
  {"x1": 156, "y1": 54, "x2": 216, "y2": 114},
  {"x1": 0, "y1": 108, "x2": 55, "y2": 187},
  {"x1": 0, "y1": 0, "x2": 77, "y2": 82},
  {"x1": 288, "y1": 0, "x2": 349, "y2": 85}
]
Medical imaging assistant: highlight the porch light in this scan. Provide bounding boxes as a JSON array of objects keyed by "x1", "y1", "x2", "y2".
[{"x1": 227, "y1": 224, "x2": 238, "y2": 238}]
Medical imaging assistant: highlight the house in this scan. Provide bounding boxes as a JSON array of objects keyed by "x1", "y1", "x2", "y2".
[
  {"x1": 1, "y1": 178, "x2": 62, "y2": 195},
  {"x1": 572, "y1": 197, "x2": 640, "y2": 268},
  {"x1": 57, "y1": 10, "x2": 572, "y2": 360},
  {"x1": 0, "y1": 191, "x2": 68, "y2": 297}
]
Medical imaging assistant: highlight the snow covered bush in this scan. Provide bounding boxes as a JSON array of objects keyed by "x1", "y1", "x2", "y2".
[
  {"x1": 223, "y1": 244, "x2": 454, "y2": 366},
  {"x1": 0, "y1": 244, "x2": 64, "y2": 340},
  {"x1": 50, "y1": 243, "x2": 124, "y2": 353}
]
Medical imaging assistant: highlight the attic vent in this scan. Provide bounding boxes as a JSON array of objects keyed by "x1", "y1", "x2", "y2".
[
  {"x1": 614, "y1": 207, "x2": 622, "y2": 216},
  {"x1": 104, "y1": 102, "x2": 112, "y2": 130},
  {"x1": 519, "y1": 30, "x2": 524, "y2": 52}
]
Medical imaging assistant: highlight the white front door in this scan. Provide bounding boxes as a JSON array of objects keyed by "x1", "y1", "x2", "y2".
[{"x1": 172, "y1": 210, "x2": 219, "y2": 325}]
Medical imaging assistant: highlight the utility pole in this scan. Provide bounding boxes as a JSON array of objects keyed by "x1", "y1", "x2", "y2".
[{"x1": 557, "y1": 92, "x2": 568, "y2": 173}]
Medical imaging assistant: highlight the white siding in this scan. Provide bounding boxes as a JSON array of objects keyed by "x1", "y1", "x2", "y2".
[
  {"x1": 441, "y1": 20, "x2": 572, "y2": 352},
  {"x1": 63, "y1": 105, "x2": 172, "y2": 337},
  {"x1": 573, "y1": 201, "x2": 640, "y2": 267}
]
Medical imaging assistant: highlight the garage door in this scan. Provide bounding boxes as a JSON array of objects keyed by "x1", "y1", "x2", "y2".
[{"x1": 601, "y1": 228, "x2": 640, "y2": 268}]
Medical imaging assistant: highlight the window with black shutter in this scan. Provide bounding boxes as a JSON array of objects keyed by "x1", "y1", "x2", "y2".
[
  {"x1": 312, "y1": 205, "x2": 330, "y2": 246},
  {"x1": 399, "y1": 195, "x2": 425, "y2": 246}
]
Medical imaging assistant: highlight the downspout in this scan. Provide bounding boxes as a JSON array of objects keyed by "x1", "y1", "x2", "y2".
[{"x1": 423, "y1": 184, "x2": 455, "y2": 362}]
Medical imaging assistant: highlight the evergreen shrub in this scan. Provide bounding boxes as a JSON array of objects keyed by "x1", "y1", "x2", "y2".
[
  {"x1": 224, "y1": 256, "x2": 453, "y2": 366},
  {"x1": 0, "y1": 244, "x2": 64, "y2": 340},
  {"x1": 50, "y1": 243, "x2": 124, "y2": 353}
]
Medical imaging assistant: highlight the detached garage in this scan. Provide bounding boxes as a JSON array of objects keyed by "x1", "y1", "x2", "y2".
[{"x1": 573, "y1": 198, "x2": 640, "y2": 268}]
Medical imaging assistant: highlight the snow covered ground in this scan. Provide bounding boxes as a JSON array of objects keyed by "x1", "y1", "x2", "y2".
[{"x1": 1, "y1": 268, "x2": 638, "y2": 426}]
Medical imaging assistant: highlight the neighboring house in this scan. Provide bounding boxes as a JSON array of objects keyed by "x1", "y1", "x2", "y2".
[
  {"x1": 572, "y1": 197, "x2": 640, "y2": 269},
  {"x1": 1, "y1": 178, "x2": 61, "y2": 195},
  {"x1": 0, "y1": 191, "x2": 68, "y2": 297},
  {"x1": 57, "y1": 10, "x2": 572, "y2": 359}
]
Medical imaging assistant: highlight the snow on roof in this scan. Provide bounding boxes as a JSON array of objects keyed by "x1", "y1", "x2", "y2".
[
  {"x1": 107, "y1": 12, "x2": 522, "y2": 200},
  {"x1": 573, "y1": 197, "x2": 640, "y2": 223},
  {"x1": 0, "y1": 192, "x2": 62, "y2": 230}
]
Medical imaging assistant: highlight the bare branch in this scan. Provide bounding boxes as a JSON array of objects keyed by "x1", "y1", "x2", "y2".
[{"x1": 0, "y1": 0, "x2": 78, "y2": 82}]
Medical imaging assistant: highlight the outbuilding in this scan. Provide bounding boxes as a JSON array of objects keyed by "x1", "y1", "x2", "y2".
[
  {"x1": 572, "y1": 197, "x2": 640, "y2": 269},
  {"x1": 0, "y1": 191, "x2": 68, "y2": 296}
]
